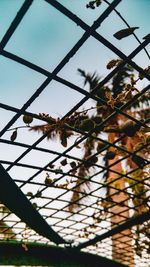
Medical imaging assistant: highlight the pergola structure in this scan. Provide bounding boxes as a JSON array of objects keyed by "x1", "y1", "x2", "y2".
[{"x1": 0, "y1": 0, "x2": 149, "y2": 266}]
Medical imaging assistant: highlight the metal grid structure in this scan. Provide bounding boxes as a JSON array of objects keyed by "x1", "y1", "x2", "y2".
[{"x1": 0, "y1": 0, "x2": 150, "y2": 266}]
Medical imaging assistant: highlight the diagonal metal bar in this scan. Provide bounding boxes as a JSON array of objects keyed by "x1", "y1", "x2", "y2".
[
  {"x1": 1, "y1": 50, "x2": 149, "y2": 124},
  {"x1": 103, "y1": 0, "x2": 150, "y2": 60},
  {"x1": 0, "y1": 164, "x2": 67, "y2": 244},
  {"x1": 0, "y1": 0, "x2": 33, "y2": 51},
  {"x1": 0, "y1": 0, "x2": 121, "y2": 139},
  {"x1": 75, "y1": 210, "x2": 150, "y2": 250},
  {"x1": 45, "y1": 0, "x2": 122, "y2": 31},
  {"x1": 47, "y1": 0, "x2": 150, "y2": 81}
]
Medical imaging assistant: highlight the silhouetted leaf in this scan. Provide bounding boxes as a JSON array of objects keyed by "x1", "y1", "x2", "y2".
[
  {"x1": 26, "y1": 192, "x2": 33, "y2": 197},
  {"x1": 32, "y1": 203, "x2": 37, "y2": 209},
  {"x1": 10, "y1": 130, "x2": 17, "y2": 142},
  {"x1": 86, "y1": 0, "x2": 102, "y2": 9},
  {"x1": 23, "y1": 115, "x2": 33, "y2": 124},
  {"x1": 131, "y1": 155, "x2": 147, "y2": 169},
  {"x1": 120, "y1": 120, "x2": 141, "y2": 137},
  {"x1": 113, "y1": 27, "x2": 139, "y2": 40},
  {"x1": 70, "y1": 161, "x2": 77, "y2": 169},
  {"x1": 143, "y1": 33, "x2": 150, "y2": 40},
  {"x1": 79, "y1": 119, "x2": 95, "y2": 132},
  {"x1": 45, "y1": 177, "x2": 53, "y2": 186},
  {"x1": 35, "y1": 190, "x2": 42, "y2": 198},
  {"x1": 106, "y1": 59, "x2": 121, "y2": 69},
  {"x1": 60, "y1": 129, "x2": 67, "y2": 147},
  {"x1": 105, "y1": 151, "x2": 116, "y2": 160},
  {"x1": 61, "y1": 159, "x2": 67, "y2": 166}
]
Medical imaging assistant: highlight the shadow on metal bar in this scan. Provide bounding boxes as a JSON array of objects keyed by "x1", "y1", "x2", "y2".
[
  {"x1": 0, "y1": 241, "x2": 126, "y2": 267},
  {"x1": 0, "y1": 164, "x2": 67, "y2": 244},
  {"x1": 76, "y1": 210, "x2": 150, "y2": 250}
]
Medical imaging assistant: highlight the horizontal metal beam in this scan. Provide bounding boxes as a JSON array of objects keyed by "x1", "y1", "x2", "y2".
[{"x1": 0, "y1": 241, "x2": 126, "y2": 267}]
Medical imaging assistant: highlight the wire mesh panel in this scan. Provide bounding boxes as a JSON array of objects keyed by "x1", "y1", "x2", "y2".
[{"x1": 0, "y1": 0, "x2": 150, "y2": 266}]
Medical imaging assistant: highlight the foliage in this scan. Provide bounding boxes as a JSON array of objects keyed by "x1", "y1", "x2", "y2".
[
  {"x1": 8, "y1": 58, "x2": 150, "y2": 258},
  {"x1": 0, "y1": 204, "x2": 15, "y2": 242},
  {"x1": 86, "y1": 0, "x2": 102, "y2": 9}
]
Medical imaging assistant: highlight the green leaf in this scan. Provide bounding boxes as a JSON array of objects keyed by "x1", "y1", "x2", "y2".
[{"x1": 23, "y1": 115, "x2": 33, "y2": 124}]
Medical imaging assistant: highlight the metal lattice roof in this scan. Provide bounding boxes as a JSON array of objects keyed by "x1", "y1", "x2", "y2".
[{"x1": 0, "y1": 0, "x2": 150, "y2": 266}]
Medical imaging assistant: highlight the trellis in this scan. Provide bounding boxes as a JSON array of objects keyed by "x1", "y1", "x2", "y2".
[{"x1": 0, "y1": 0, "x2": 150, "y2": 266}]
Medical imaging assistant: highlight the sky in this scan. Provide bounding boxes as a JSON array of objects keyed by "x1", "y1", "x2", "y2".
[
  {"x1": 0, "y1": 0, "x2": 150, "y2": 117},
  {"x1": 0, "y1": 0, "x2": 149, "y2": 160}
]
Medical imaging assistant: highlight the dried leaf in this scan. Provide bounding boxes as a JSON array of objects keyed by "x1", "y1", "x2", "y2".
[
  {"x1": 35, "y1": 190, "x2": 42, "y2": 198},
  {"x1": 60, "y1": 159, "x2": 67, "y2": 166},
  {"x1": 97, "y1": 141, "x2": 106, "y2": 152},
  {"x1": 105, "y1": 91, "x2": 115, "y2": 108},
  {"x1": 31, "y1": 123, "x2": 58, "y2": 141},
  {"x1": 48, "y1": 163, "x2": 55, "y2": 169},
  {"x1": 79, "y1": 119, "x2": 95, "y2": 132},
  {"x1": 26, "y1": 192, "x2": 33, "y2": 197},
  {"x1": 55, "y1": 168, "x2": 63, "y2": 174},
  {"x1": 10, "y1": 130, "x2": 17, "y2": 142},
  {"x1": 86, "y1": 1, "x2": 95, "y2": 9},
  {"x1": 84, "y1": 156, "x2": 98, "y2": 167},
  {"x1": 86, "y1": 0, "x2": 102, "y2": 9},
  {"x1": 106, "y1": 59, "x2": 121, "y2": 69},
  {"x1": 45, "y1": 116, "x2": 56, "y2": 124},
  {"x1": 105, "y1": 151, "x2": 116, "y2": 160},
  {"x1": 120, "y1": 120, "x2": 141, "y2": 137},
  {"x1": 92, "y1": 116, "x2": 102, "y2": 125},
  {"x1": 70, "y1": 161, "x2": 77, "y2": 169},
  {"x1": 60, "y1": 129, "x2": 67, "y2": 147},
  {"x1": 139, "y1": 66, "x2": 150, "y2": 80},
  {"x1": 45, "y1": 177, "x2": 53, "y2": 186},
  {"x1": 131, "y1": 155, "x2": 147, "y2": 169}
]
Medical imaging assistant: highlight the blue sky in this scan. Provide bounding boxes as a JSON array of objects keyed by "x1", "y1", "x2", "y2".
[
  {"x1": 0, "y1": 0, "x2": 149, "y2": 157},
  {"x1": 0, "y1": 0, "x2": 149, "y2": 171},
  {"x1": 0, "y1": 0, "x2": 149, "y2": 117}
]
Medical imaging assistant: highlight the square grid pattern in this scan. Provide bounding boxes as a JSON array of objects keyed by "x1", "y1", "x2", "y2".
[{"x1": 0, "y1": 0, "x2": 149, "y2": 266}]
